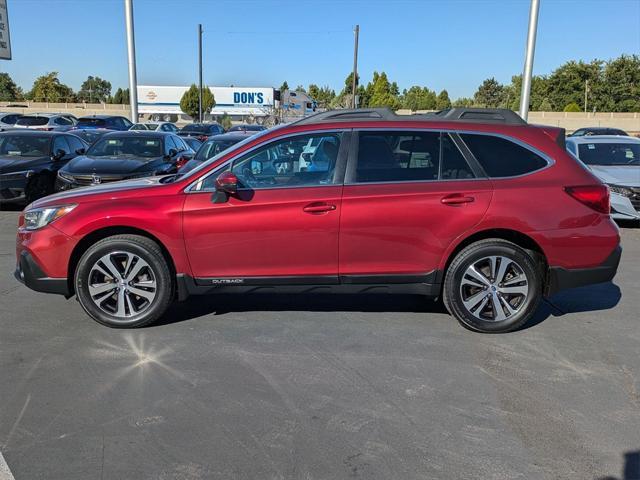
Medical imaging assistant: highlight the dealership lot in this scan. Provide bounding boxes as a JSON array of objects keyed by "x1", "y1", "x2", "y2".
[{"x1": 0, "y1": 208, "x2": 638, "y2": 479}]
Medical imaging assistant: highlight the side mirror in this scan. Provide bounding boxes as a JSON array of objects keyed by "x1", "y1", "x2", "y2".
[
  {"x1": 53, "y1": 149, "x2": 66, "y2": 160},
  {"x1": 75, "y1": 148, "x2": 86, "y2": 155},
  {"x1": 215, "y1": 171, "x2": 238, "y2": 194}
]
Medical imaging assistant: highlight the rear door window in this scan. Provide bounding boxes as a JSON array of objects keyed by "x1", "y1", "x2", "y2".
[
  {"x1": 460, "y1": 133, "x2": 548, "y2": 177},
  {"x1": 16, "y1": 116, "x2": 49, "y2": 126},
  {"x1": 65, "y1": 135, "x2": 86, "y2": 153},
  {"x1": 52, "y1": 136, "x2": 72, "y2": 156}
]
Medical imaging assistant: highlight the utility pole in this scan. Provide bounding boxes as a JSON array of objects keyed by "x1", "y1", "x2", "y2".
[
  {"x1": 584, "y1": 79, "x2": 588, "y2": 113},
  {"x1": 518, "y1": 0, "x2": 540, "y2": 121},
  {"x1": 124, "y1": 0, "x2": 138, "y2": 122},
  {"x1": 198, "y1": 24, "x2": 203, "y2": 123},
  {"x1": 351, "y1": 24, "x2": 359, "y2": 109}
]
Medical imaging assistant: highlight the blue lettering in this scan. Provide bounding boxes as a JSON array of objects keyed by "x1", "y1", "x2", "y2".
[
  {"x1": 233, "y1": 92, "x2": 240, "y2": 103},
  {"x1": 257, "y1": 93, "x2": 263, "y2": 104}
]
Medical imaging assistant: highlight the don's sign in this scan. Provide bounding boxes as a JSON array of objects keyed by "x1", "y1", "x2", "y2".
[{"x1": 0, "y1": 0, "x2": 10, "y2": 60}]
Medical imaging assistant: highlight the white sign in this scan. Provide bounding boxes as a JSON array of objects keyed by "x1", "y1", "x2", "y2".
[
  {"x1": 137, "y1": 85, "x2": 274, "y2": 116},
  {"x1": 0, "y1": 0, "x2": 11, "y2": 60}
]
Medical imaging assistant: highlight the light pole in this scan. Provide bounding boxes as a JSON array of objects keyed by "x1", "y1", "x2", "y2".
[
  {"x1": 518, "y1": 0, "x2": 540, "y2": 121},
  {"x1": 351, "y1": 25, "x2": 359, "y2": 109},
  {"x1": 198, "y1": 24, "x2": 203, "y2": 123},
  {"x1": 124, "y1": 0, "x2": 138, "y2": 122}
]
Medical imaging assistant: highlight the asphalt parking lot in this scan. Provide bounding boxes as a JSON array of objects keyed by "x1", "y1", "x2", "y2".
[{"x1": 0, "y1": 209, "x2": 638, "y2": 480}]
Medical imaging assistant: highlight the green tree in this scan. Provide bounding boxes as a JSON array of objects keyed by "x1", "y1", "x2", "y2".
[
  {"x1": 452, "y1": 97, "x2": 475, "y2": 107},
  {"x1": 28, "y1": 72, "x2": 74, "y2": 102},
  {"x1": 563, "y1": 102, "x2": 581, "y2": 112},
  {"x1": 217, "y1": 113, "x2": 232, "y2": 130},
  {"x1": 546, "y1": 60, "x2": 602, "y2": 111},
  {"x1": 0, "y1": 72, "x2": 22, "y2": 101},
  {"x1": 436, "y1": 89, "x2": 452, "y2": 110},
  {"x1": 294, "y1": 85, "x2": 306, "y2": 93},
  {"x1": 180, "y1": 84, "x2": 215, "y2": 119},
  {"x1": 368, "y1": 71, "x2": 401, "y2": 109},
  {"x1": 77, "y1": 76, "x2": 112, "y2": 103},
  {"x1": 279, "y1": 81, "x2": 289, "y2": 92},
  {"x1": 112, "y1": 87, "x2": 130, "y2": 104},
  {"x1": 308, "y1": 84, "x2": 335, "y2": 109},
  {"x1": 503, "y1": 74, "x2": 550, "y2": 110},
  {"x1": 597, "y1": 54, "x2": 640, "y2": 112},
  {"x1": 474, "y1": 77, "x2": 505, "y2": 108},
  {"x1": 401, "y1": 86, "x2": 437, "y2": 111},
  {"x1": 539, "y1": 97, "x2": 553, "y2": 111}
]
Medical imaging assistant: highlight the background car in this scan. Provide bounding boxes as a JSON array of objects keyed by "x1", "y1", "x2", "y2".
[
  {"x1": 227, "y1": 124, "x2": 267, "y2": 133},
  {"x1": 569, "y1": 127, "x2": 629, "y2": 137},
  {"x1": 177, "y1": 123, "x2": 225, "y2": 142},
  {"x1": 130, "y1": 122, "x2": 178, "y2": 133},
  {"x1": 75, "y1": 115, "x2": 133, "y2": 131},
  {"x1": 14, "y1": 113, "x2": 78, "y2": 131},
  {"x1": 181, "y1": 136, "x2": 203, "y2": 152},
  {"x1": 178, "y1": 132, "x2": 253, "y2": 173},
  {"x1": 566, "y1": 135, "x2": 640, "y2": 221},
  {"x1": 0, "y1": 112, "x2": 22, "y2": 131},
  {"x1": 56, "y1": 131, "x2": 195, "y2": 190},
  {"x1": 69, "y1": 128, "x2": 115, "y2": 145},
  {"x1": 0, "y1": 130, "x2": 88, "y2": 204}
]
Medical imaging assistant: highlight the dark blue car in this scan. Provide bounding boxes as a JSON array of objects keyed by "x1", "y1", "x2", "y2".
[{"x1": 75, "y1": 115, "x2": 134, "y2": 131}]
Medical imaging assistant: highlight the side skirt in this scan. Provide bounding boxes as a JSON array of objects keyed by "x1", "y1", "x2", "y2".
[{"x1": 176, "y1": 273, "x2": 442, "y2": 301}]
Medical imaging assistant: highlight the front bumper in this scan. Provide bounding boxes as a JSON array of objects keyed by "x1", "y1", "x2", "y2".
[
  {"x1": 610, "y1": 192, "x2": 640, "y2": 221},
  {"x1": 546, "y1": 245, "x2": 622, "y2": 296},
  {"x1": 14, "y1": 250, "x2": 70, "y2": 296}
]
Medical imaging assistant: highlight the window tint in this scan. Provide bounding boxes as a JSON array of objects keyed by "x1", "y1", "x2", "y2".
[
  {"x1": 65, "y1": 135, "x2": 86, "y2": 153},
  {"x1": 55, "y1": 117, "x2": 72, "y2": 126},
  {"x1": 165, "y1": 135, "x2": 178, "y2": 154},
  {"x1": 578, "y1": 142, "x2": 640, "y2": 166},
  {"x1": 52, "y1": 136, "x2": 71, "y2": 155},
  {"x1": 121, "y1": 117, "x2": 133, "y2": 128},
  {"x1": 16, "y1": 116, "x2": 49, "y2": 126},
  {"x1": 441, "y1": 134, "x2": 475, "y2": 179},
  {"x1": 200, "y1": 133, "x2": 341, "y2": 190},
  {"x1": 460, "y1": 134, "x2": 548, "y2": 177},
  {"x1": 354, "y1": 131, "x2": 474, "y2": 183},
  {"x1": 77, "y1": 118, "x2": 106, "y2": 128}
]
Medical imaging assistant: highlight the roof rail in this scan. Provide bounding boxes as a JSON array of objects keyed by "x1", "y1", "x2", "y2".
[{"x1": 292, "y1": 107, "x2": 527, "y2": 126}]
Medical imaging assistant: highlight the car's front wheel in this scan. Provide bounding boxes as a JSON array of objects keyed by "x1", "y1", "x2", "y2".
[
  {"x1": 443, "y1": 239, "x2": 542, "y2": 333},
  {"x1": 75, "y1": 235, "x2": 173, "y2": 328}
]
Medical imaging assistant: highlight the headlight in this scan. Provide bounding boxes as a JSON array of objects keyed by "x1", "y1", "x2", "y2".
[
  {"x1": 57, "y1": 171, "x2": 74, "y2": 182},
  {"x1": 23, "y1": 205, "x2": 77, "y2": 230},
  {"x1": 607, "y1": 184, "x2": 633, "y2": 197}
]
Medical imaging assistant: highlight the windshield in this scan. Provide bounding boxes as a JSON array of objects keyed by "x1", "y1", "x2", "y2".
[
  {"x1": 180, "y1": 124, "x2": 208, "y2": 133},
  {"x1": 87, "y1": 136, "x2": 163, "y2": 158},
  {"x1": 578, "y1": 142, "x2": 640, "y2": 166},
  {"x1": 0, "y1": 135, "x2": 50, "y2": 157},
  {"x1": 15, "y1": 116, "x2": 49, "y2": 126},
  {"x1": 195, "y1": 139, "x2": 243, "y2": 160},
  {"x1": 179, "y1": 127, "x2": 278, "y2": 180}
]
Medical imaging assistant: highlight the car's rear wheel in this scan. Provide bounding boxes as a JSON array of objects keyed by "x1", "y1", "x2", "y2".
[
  {"x1": 74, "y1": 235, "x2": 173, "y2": 328},
  {"x1": 443, "y1": 239, "x2": 542, "y2": 333}
]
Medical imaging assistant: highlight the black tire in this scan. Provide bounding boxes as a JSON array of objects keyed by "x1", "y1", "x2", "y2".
[
  {"x1": 74, "y1": 235, "x2": 173, "y2": 328},
  {"x1": 443, "y1": 239, "x2": 542, "y2": 333},
  {"x1": 25, "y1": 172, "x2": 54, "y2": 204}
]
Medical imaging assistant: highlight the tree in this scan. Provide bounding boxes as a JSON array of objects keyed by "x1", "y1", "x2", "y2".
[
  {"x1": 401, "y1": 86, "x2": 437, "y2": 111},
  {"x1": 452, "y1": 97, "x2": 475, "y2": 107},
  {"x1": 367, "y1": 71, "x2": 401, "y2": 109},
  {"x1": 539, "y1": 97, "x2": 553, "y2": 111},
  {"x1": 279, "y1": 81, "x2": 289, "y2": 92},
  {"x1": 474, "y1": 78, "x2": 505, "y2": 108},
  {"x1": 294, "y1": 85, "x2": 306, "y2": 93},
  {"x1": 436, "y1": 89, "x2": 452, "y2": 110},
  {"x1": 0, "y1": 72, "x2": 22, "y2": 101},
  {"x1": 77, "y1": 76, "x2": 111, "y2": 103},
  {"x1": 112, "y1": 88, "x2": 130, "y2": 104},
  {"x1": 28, "y1": 72, "x2": 74, "y2": 102},
  {"x1": 546, "y1": 60, "x2": 602, "y2": 111},
  {"x1": 217, "y1": 113, "x2": 232, "y2": 130},
  {"x1": 180, "y1": 84, "x2": 215, "y2": 119},
  {"x1": 597, "y1": 54, "x2": 640, "y2": 112},
  {"x1": 308, "y1": 84, "x2": 335, "y2": 109},
  {"x1": 563, "y1": 102, "x2": 581, "y2": 112}
]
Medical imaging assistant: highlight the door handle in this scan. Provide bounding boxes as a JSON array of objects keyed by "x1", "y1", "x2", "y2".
[
  {"x1": 303, "y1": 202, "x2": 337, "y2": 214},
  {"x1": 441, "y1": 194, "x2": 475, "y2": 205}
]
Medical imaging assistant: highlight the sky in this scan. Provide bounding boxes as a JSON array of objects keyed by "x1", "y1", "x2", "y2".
[{"x1": 2, "y1": 0, "x2": 639, "y2": 99}]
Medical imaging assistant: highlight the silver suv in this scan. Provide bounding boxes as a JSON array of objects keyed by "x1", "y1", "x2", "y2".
[{"x1": 14, "y1": 113, "x2": 78, "y2": 131}]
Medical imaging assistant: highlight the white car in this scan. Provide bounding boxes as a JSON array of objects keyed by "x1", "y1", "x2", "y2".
[
  {"x1": 566, "y1": 135, "x2": 640, "y2": 221},
  {"x1": 14, "y1": 113, "x2": 77, "y2": 131},
  {"x1": 130, "y1": 122, "x2": 178, "y2": 133}
]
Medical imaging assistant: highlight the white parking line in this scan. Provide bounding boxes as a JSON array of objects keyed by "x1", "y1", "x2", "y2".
[{"x1": 0, "y1": 451, "x2": 15, "y2": 480}]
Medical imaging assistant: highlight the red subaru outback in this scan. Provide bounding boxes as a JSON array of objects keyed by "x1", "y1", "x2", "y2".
[{"x1": 14, "y1": 108, "x2": 621, "y2": 333}]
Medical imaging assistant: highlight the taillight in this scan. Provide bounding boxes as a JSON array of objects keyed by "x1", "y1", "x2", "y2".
[
  {"x1": 564, "y1": 185, "x2": 610, "y2": 214},
  {"x1": 175, "y1": 156, "x2": 188, "y2": 169}
]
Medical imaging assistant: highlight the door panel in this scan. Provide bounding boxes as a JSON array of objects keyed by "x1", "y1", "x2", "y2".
[
  {"x1": 182, "y1": 186, "x2": 342, "y2": 278},
  {"x1": 339, "y1": 181, "x2": 492, "y2": 276}
]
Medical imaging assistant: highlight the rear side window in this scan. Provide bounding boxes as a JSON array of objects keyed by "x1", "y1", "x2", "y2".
[
  {"x1": 78, "y1": 118, "x2": 106, "y2": 128},
  {"x1": 16, "y1": 116, "x2": 49, "y2": 126},
  {"x1": 354, "y1": 131, "x2": 475, "y2": 183},
  {"x1": 460, "y1": 134, "x2": 548, "y2": 177}
]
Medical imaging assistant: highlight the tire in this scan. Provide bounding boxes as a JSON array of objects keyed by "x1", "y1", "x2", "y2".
[
  {"x1": 443, "y1": 239, "x2": 542, "y2": 333},
  {"x1": 74, "y1": 235, "x2": 173, "y2": 328},
  {"x1": 25, "y1": 173, "x2": 54, "y2": 204}
]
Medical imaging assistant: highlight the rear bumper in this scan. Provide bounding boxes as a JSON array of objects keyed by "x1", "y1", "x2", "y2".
[
  {"x1": 14, "y1": 250, "x2": 70, "y2": 296},
  {"x1": 546, "y1": 245, "x2": 621, "y2": 296}
]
